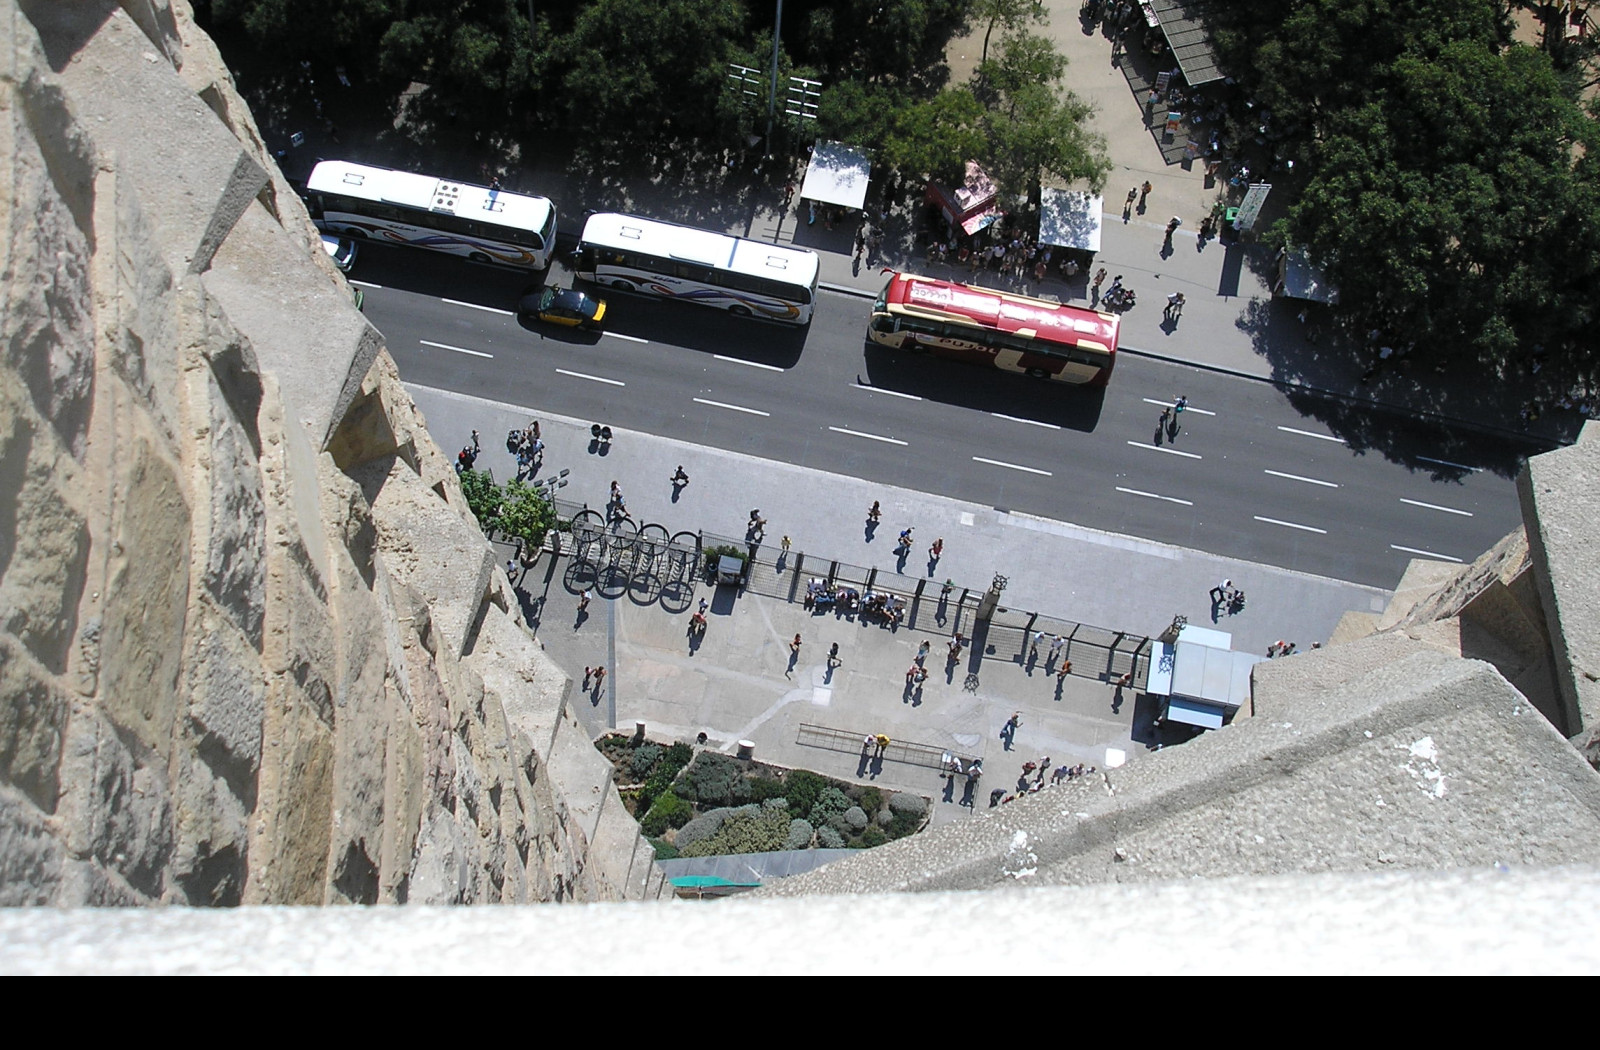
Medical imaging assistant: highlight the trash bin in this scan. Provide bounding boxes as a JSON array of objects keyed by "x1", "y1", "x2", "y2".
[
  {"x1": 716, "y1": 555, "x2": 745, "y2": 585},
  {"x1": 1220, "y1": 207, "x2": 1242, "y2": 245}
]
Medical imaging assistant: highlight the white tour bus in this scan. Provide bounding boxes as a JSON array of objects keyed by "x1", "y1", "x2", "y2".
[
  {"x1": 305, "y1": 160, "x2": 557, "y2": 269},
  {"x1": 575, "y1": 213, "x2": 819, "y2": 323}
]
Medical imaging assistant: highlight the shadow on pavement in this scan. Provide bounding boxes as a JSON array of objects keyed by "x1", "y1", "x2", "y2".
[{"x1": 861, "y1": 346, "x2": 1108, "y2": 431}]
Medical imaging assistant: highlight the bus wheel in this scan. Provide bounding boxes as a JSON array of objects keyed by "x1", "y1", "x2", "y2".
[
  {"x1": 728, "y1": 305, "x2": 752, "y2": 317},
  {"x1": 346, "y1": 228, "x2": 368, "y2": 239},
  {"x1": 611, "y1": 280, "x2": 631, "y2": 292},
  {"x1": 1027, "y1": 367, "x2": 1049, "y2": 379},
  {"x1": 468, "y1": 252, "x2": 490, "y2": 264}
]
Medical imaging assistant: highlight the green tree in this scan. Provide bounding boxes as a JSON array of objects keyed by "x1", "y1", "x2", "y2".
[
  {"x1": 973, "y1": 32, "x2": 1109, "y2": 196},
  {"x1": 458, "y1": 469, "x2": 502, "y2": 531},
  {"x1": 553, "y1": 0, "x2": 746, "y2": 147},
  {"x1": 969, "y1": 0, "x2": 1047, "y2": 69},
  {"x1": 496, "y1": 479, "x2": 558, "y2": 553}
]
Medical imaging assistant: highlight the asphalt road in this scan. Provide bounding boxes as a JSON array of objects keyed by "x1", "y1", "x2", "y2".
[{"x1": 351, "y1": 243, "x2": 1530, "y2": 589}]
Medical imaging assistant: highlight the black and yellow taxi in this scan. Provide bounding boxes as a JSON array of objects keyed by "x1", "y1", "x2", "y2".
[{"x1": 520, "y1": 284, "x2": 607, "y2": 329}]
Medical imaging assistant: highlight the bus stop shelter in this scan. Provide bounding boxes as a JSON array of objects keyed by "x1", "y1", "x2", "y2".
[
  {"x1": 1273, "y1": 247, "x2": 1340, "y2": 304},
  {"x1": 1038, "y1": 189, "x2": 1104, "y2": 254},
  {"x1": 799, "y1": 141, "x2": 872, "y2": 212}
]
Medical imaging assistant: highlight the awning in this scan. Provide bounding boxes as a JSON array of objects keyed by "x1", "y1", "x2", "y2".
[
  {"x1": 1164, "y1": 696, "x2": 1228, "y2": 730},
  {"x1": 800, "y1": 141, "x2": 872, "y2": 211},
  {"x1": 1151, "y1": 0, "x2": 1224, "y2": 86},
  {"x1": 1038, "y1": 189, "x2": 1103, "y2": 251},
  {"x1": 1275, "y1": 248, "x2": 1340, "y2": 304},
  {"x1": 961, "y1": 206, "x2": 1004, "y2": 236},
  {"x1": 1171, "y1": 639, "x2": 1259, "y2": 708}
]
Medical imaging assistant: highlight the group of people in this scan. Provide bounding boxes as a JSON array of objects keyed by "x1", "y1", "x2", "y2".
[{"x1": 506, "y1": 420, "x2": 544, "y2": 477}]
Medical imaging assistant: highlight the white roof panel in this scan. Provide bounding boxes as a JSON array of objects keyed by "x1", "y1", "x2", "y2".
[
  {"x1": 1038, "y1": 189, "x2": 1104, "y2": 251},
  {"x1": 800, "y1": 141, "x2": 872, "y2": 211}
]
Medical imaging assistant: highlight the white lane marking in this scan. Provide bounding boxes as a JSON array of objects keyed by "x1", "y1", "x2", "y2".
[
  {"x1": 1116, "y1": 486, "x2": 1193, "y2": 506},
  {"x1": 829, "y1": 426, "x2": 908, "y2": 446},
  {"x1": 442, "y1": 297, "x2": 513, "y2": 316},
  {"x1": 350, "y1": 279, "x2": 383, "y2": 289},
  {"x1": 972, "y1": 456, "x2": 1052, "y2": 476},
  {"x1": 1141, "y1": 397, "x2": 1215, "y2": 416},
  {"x1": 604, "y1": 332, "x2": 648, "y2": 344},
  {"x1": 992, "y1": 412, "x2": 1062, "y2": 429},
  {"x1": 1417, "y1": 455, "x2": 1482, "y2": 472},
  {"x1": 1400, "y1": 498, "x2": 1473, "y2": 517},
  {"x1": 555, "y1": 368, "x2": 625, "y2": 386},
  {"x1": 693, "y1": 397, "x2": 770, "y2": 417},
  {"x1": 1127, "y1": 441, "x2": 1202, "y2": 460},
  {"x1": 1264, "y1": 469, "x2": 1340, "y2": 488},
  {"x1": 1391, "y1": 544, "x2": 1463, "y2": 563},
  {"x1": 853, "y1": 383, "x2": 922, "y2": 401},
  {"x1": 715, "y1": 354, "x2": 783, "y2": 371},
  {"x1": 1253, "y1": 515, "x2": 1328, "y2": 534},
  {"x1": 1277, "y1": 425, "x2": 1346, "y2": 444},
  {"x1": 420, "y1": 340, "x2": 492, "y2": 359}
]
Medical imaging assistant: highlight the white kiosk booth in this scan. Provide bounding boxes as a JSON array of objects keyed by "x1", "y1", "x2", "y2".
[{"x1": 1146, "y1": 624, "x2": 1263, "y2": 732}]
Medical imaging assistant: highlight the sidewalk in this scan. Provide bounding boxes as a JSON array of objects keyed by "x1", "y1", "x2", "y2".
[{"x1": 409, "y1": 382, "x2": 1388, "y2": 826}]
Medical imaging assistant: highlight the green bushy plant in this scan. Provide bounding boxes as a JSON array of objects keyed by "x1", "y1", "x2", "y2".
[
  {"x1": 782, "y1": 770, "x2": 827, "y2": 819},
  {"x1": 815, "y1": 826, "x2": 845, "y2": 849},
  {"x1": 678, "y1": 751, "x2": 751, "y2": 807},
  {"x1": 640, "y1": 790, "x2": 693, "y2": 836},
  {"x1": 458, "y1": 469, "x2": 501, "y2": 531},
  {"x1": 858, "y1": 826, "x2": 888, "y2": 848},
  {"x1": 629, "y1": 743, "x2": 664, "y2": 780},
  {"x1": 807, "y1": 786, "x2": 852, "y2": 828}
]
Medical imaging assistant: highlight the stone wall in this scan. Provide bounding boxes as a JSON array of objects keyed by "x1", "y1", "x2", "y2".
[{"x1": 0, "y1": 0, "x2": 663, "y2": 904}]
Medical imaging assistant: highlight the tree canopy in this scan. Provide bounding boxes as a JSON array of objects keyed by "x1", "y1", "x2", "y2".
[{"x1": 1206, "y1": 0, "x2": 1600, "y2": 383}]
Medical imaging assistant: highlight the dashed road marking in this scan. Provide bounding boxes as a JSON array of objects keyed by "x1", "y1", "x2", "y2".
[
  {"x1": 420, "y1": 340, "x2": 492, "y2": 359},
  {"x1": 693, "y1": 397, "x2": 770, "y2": 417},
  {"x1": 973, "y1": 456, "x2": 1052, "y2": 476},
  {"x1": 604, "y1": 332, "x2": 648, "y2": 344},
  {"x1": 1116, "y1": 486, "x2": 1193, "y2": 506},
  {"x1": 1253, "y1": 515, "x2": 1327, "y2": 534},
  {"x1": 852, "y1": 383, "x2": 922, "y2": 400},
  {"x1": 992, "y1": 412, "x2": 1061, "y2": 429},
  {"x1": 1391, "y1": 544, "x2": 1463, "y2": 563},
  {"x1": 1142, "y1": 397, "x2": 1215, "y2": 416},
  {"x1": 1277, "y1": 425, "x2": 1346, "y2": 444},
  {"x1": 555, "y1": 368, "x2": 625, "y2": 386},
  {"x1": 442, "y1": 298, "x2": 513, "y2": 316},
  {"x1": 1127, "y1": 441, "x2": 1202, "y2": 459},
  {"x1": 1264, "y1": 469, "x2": 1340, "y2": 488},
  {"x1": 828, "y1": 426, "x2": 908, "y2": 446},
  {"x1": 1417, "y1": 456, "x2": 1482, "y2": 472},
  {"x1": 1400, "y1": 498, "x2": 1473, "y2": 517},
  {"x1": 716, "y1": 354, "x2": 782, "y2": 371}
]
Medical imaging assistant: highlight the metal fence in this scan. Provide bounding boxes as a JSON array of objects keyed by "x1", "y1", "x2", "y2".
[{"x1": 498, "y1": 499, "x2": 1150, "y2": 685}]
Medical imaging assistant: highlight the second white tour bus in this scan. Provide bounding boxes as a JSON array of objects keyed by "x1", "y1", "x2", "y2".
[
  {"x1": 305, "y1": 160, "x2": 557, "y2": 269},
  {"x1": 575, "y1": 213, "x2": 819, "y2": 323}
]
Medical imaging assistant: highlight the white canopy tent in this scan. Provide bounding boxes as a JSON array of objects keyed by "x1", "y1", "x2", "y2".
[
  {"x1": 1038, "y1": 189, "x2": 1104, "y2": 252},
  {"x1": 799, "y1": 141, "x2": 872, "y2": 211}
]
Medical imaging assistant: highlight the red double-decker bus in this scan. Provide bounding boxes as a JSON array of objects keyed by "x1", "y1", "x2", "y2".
[{"x1": 867, "y1": 272, "x2": 1118, "y2": 387}]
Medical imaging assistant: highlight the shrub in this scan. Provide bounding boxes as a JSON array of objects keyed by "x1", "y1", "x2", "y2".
[
  {"x1": 650, "y1": 838, "x2": 679, "y2": 860},
  {"x1": 807, "y1": 786, "x2": 852, "y2": 828},
  {"x1": 762, "y1": 797, "x2": 789, "y2": 812},
  {"x1": 854, "y1": 786, "x2": 883, "y2": 816},
  {"x1": 640, "y1": 790, "x2": 692, "y2": 836},
  {"x1": 678, "y1": 751, "x2": 750, "y2": 807},
  {"x1": 629, "y1": 743, "x2": 664, "y2": 780},
  {"x1": 784, "y1": 819, "x2": 815, "y2": 850},
  {"x1": 702, "y1": 544, "x2": 748, "y2": 578},
  {"x1": 675, "y1": 807, "x2": 738, "y2": 850},
  {"x1": 844, "y1": 806, "x2": 869, "y2": 831},
  {"x1": 663, "y1": 742, "x2": 694, "y2": 769},
  {"x1": 678, "y1": 806, "x2": 791, "y2": 858},
  {"x1": 458, "y1": 469, "x2": 501, "y2": 531},
  {"x1": 750, "y1": 777, "x2": 788, "y2": 802},
  {"x1": 859, "y1": 827, "x2": 887, "y2": 848},
  {"x1": 637, "y1": 741, "x2": 695, "y2": 811},
  {"x1": 888, "y1": 792, "x2": 927, "y2": 819},
  {"x1": 497, "y1": 479, "x2": 558, "y2": 551},
  {"x1": 816, "y1": 826, "x2": 845, "y2": 849},
  {"x1": 783, "y1": 770, "x2": 827, "y2": 818}
]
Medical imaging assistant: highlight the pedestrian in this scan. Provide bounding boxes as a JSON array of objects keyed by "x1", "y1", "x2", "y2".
[
  {"x1": 828, "y1": 642, "x2": 840, "y2": 667},
  {"x1": 583, "y1": 666, "x2": 593, "y2": 688},
  {"x1": 781, "y1": 535, "x2": 792, "y2": 553},
  {"x1": 578, "y1": 589, "x2": 592, "y2": 613},
  {"x1": 790, "y1": 633, "x2": 802, "y2": 655},
  {"x1": 1125, "y1": 186, "x2": 1137, "y2": 211},
  {"x1": 875, "y1": 733, "x2": 890, "y2": 755},
  {"x1": 898, "y1": 527, "x2": 914, "y2": 551},
  {"x1": 1165, "y1": 291, "x2": 1185, "y2": 318},
  {"x1": 456, "y1": 446, "x2": 475, "y2": 473},
  {"x1": 863, "y1": 734, "x2": 875, "y2": 753},
  {"x1": 610, "y1": 480, "x2": 621, "y2": 503},
  {"x1": 1030, "y1": 630, "x2": 1045, "y2": 656},
  {"x1": 698, "y1": 597, "x2": 709, "y2": 616},
  {"x1": 783, "y1": 178, "x2": 796, "y2": 206},
  {"x1": 592, "y1": 666, "x2": 607, "y2": 692},
  {"x1": 868, "y1": 229, "x2": 883, "y2": 260},
  {"x1": 930, "y1": 538, "x2": 944, "y2": 560},
  {"x1": 854, "y1": 226, "x2": 867, "y2": 261},
  {"x1": 917, "y1": 640, "x2": 931, "y2": 663},
  {"x1": 1210, "y1": 578, "x2": 1233, "y2": 603},
  {"x1": 1092, "y1": 267, "x2": 1107, "y2": 293},
  {"x1": 670, "y1": 465, "x2": 689, "y2": 487},
  {"x1": 749, "y1": 509, "x2": 766, "y2": 535},
  {"x1": 470, "y1": 429, "x2": 481, "y2": 452},
  {"x1": 1057, "y1": 660, "x2": 1073, "y2": 680},
  {"x1": 906, "y1": 665, "x2": 919, "y2": 684},
  {"x1": 1140, "y1": 180, "x2": 1153, "y2": 207},
  {"x1": 1007, "y1": 711, "x2": 1022, "y2": 731},
  {"x1": 867, "y1": 500, "x2": 882, "y2": 523},
  {"x1": 506, "y1": 557, "x2": 518, "y2": 578},
  {"x1": 1165, "y1": 216, "x2": 1182, "y2": 243},
  {"x1": 1174, "y1": 394, "x2": 1188, "y2": 415},
  {"x1": 1049, "y1": 635, "x2": 1065, "y2": 659}
]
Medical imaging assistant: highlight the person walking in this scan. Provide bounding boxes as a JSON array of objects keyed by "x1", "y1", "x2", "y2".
[
  {"x1": 917, "y1": 640, "x2": 931, "y2": 664},
  {"x1": 1140, "y1": 180, "x2": 1153, "y2": 207},
  {"x1": 781, "y1": 535, "x2": 792, "y2": 553},
  {"x1": 1057, "y1": 660, "x2": 1073, "y2": 681},
  {"x1": 827, "y1": 642, "x2": 840, "y2": 667},
  {"x1": 669, "y1": 465, "x2": 689, "y2": 488},
  {"x1": 1164, "y1": 216, "x2": 1182, "y2": 245},
  {"x1": 867, "y1": 500, "x2": 882, "y2": 523},
  {"x1": 578, "y1": 589, "x2": 592, "y2": 613},
  {"x1": 592, "y1": 666, "x2": 607, "y2": 693},
  {"x1": 1210, "y1": 578, "x2": 1233, "y2": 604},
  {"x1": 1165, "y1": 291, "x2": 1185, "y2": 319},
  {"x1": 1092, "y1": 267, "x2": 1107, "y2": 301},
  {"x1": 790, "y1": 633, "x2": 803, "y2": 655},
  {"x1": 1048, "y1": 635, "x2": 1065, "y2": 660},
  {"x1": 930, "y1": 537, "x2": 944, "y2": 561},
  {"x1": 783, "y1": 178, "x2": 796, "y2": 207},
  {"x1": 1125, "y1": 186, "x2": 1138, "y2": 214}
]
